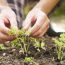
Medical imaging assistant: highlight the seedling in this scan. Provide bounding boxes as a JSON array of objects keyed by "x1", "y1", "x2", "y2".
[
  {"x1": 8, "y1": 27, "x2": 18, "y2": 36},
  {"x1": 0, "y1": 44, "x2": 6, "y2": 50},
  {"x1": 9, "y1": 28, "x2": 32, "y2": 55},
  {"x1": 10, "y1": 38, "x2": 21, "y2": 48},
  {"x1": 53, "y1": 33, "x2": 65, "y2": 60},
  {"x1": 33, "y1": 39, "x2": 45, "y2": 52},
  {"x1": 9, "y1": 28, "x2": 45, "y2": 56},
  {"x1": 24, "y1": 57, "x2": 39, "y2": 65},
  {"x1": 20, "y1": 36, "x2": 31, "y2": 55}
]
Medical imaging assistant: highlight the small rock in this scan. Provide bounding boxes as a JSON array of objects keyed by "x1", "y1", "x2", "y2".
[
  {"x1": 12, "y1": 49, "x2": 16, "y2": 52},
  {"x1": 3, "y1": 53, "x2": 6, "y2": 56}
]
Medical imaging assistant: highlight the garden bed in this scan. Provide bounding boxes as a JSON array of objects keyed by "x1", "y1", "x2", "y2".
[{"x1": 0, "y1": 30, "x2": 65, "y2": 65}]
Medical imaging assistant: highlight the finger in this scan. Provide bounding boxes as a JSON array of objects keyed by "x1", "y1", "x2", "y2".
[
  {"x1": 32, "y1": 18, "x2": 50, "y2": 36},
  {"x1": 22, "y1": 13, "x2": 35, "y2": 30},
  {"x1": 8, "y1": 15, "x2": 18, "y2": 29},
  {"x1": 0, "y1": 14, "x2": 10, "y2": 24},
  {"x1": 0, "y1": 20, "x2": 9, "y2": 34},
  {"x1": 7, "y1": 17, "x2": 19, "y2": 35},
  {"x1": 2, "y1": 17, "x2": 9, "y2": 23},
  {"x1": 39, "y1": 25, "x2": 49, "y2": 37},
  {"x1": 0, "y1": 32, "x2": 15, "y2": 42},
  {"x1": 0, "y1": 9, "x2": 18, "y2": 29},
  {"x1": 38, "y1": 19, "x2": 50, "y2": 37},
  {"x1": 0, "y1": 14, "x2": 10, "y2": 28},
  {"x1": 28, "y1": 16, "x2": 47, "y2": 35},
  {"x1": 3, "y1": 17, "x2": 11, "y2": 28},
  {"x1": 10, "y1": 19, "x2": 18, "y2": 29}
]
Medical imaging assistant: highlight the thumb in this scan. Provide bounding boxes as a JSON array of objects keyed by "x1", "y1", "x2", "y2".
[
  {"x1": 8, "y1": 16, "x2": 18, "y2": 30},
  {"x1": 22, "y1": 13, "x2": 35, "y2": 30},
  {"x1": 0, "y1": 20, "x2": 9, "y2": 34}
]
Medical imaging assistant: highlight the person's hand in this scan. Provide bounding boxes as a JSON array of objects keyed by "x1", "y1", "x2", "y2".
[
  {"x1": 22, "y1": 8, "x2": 50, "y2": 37},
  {"x1": 0, "y1": 6, "x2": 18, "y2": 42}
]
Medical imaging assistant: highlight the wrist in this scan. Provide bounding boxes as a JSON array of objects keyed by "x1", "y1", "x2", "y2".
[
  {"x1": 0, "y1": 0, "x2": 8, "y2": 6},
  {"x1": 34, "y1": 0, "x2": 60, "y2": 14}
]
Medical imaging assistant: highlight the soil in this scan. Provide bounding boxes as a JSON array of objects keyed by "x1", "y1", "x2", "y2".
[{"x1": 0, "y1": 35, "x2": 65, "y2": 65}]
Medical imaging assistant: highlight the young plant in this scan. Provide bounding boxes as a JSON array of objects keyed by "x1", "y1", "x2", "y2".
[
  {"x1": 0, "y1": 44, "x2": 6, "y2": 50},
  {"x1": 10, "y1": 38, "x2": 21, "y2": 48},
  {"x1": 9, "y1": 28, "x2": 32, "y2": 55},
  {"x1": 33, "y1": 38, "x2": 45, "y2": 52},
  {"x1": 9, "y1": 28, "x2": 45, "y2": 56},
  {"x1": 24, "y1": 57, "x2": 39, "y2": 65},
  {"x1": 53, "y1": 33, "x2": 65, "y2": 60},
  {"x1": 9, "y1": 28, "x2": 24, "y2": 49},
  {"x1": 20, "y1": 36, "x2": 31, "y2": 55},
  {"x1": 8, "y1": 27, "x2": 18, "y2": 36}
]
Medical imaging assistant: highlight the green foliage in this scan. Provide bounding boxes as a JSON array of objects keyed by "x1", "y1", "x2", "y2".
[
  {"x1": 10, "y1": 38, "x2": 21, "y2": 48},
  {"x1": 9, "y1": 28, "x2": 32, "y2": 54},
  {"x1": 8, "y1": 28, "x2": 18, "y2": 36},
  {"x1": 53, "y1": 33, "x2": 65, "y2": 60},
  {"x1": 24, "y1": 57, "x2": 33, "y2": 62},
  {"x1": 33, "y1": 39, "x2": 45, "y2": 52},
  {"x1": 0, "y1": 44, "x2": 6, "y2": 50},
  {"x1": 9, "y1": 28, "x2": 45, "y2": 56},
  {"x1": 24, "y1": 57, "x2": 39, "y2": 65},
  {"x1": 50, "y1": 1, "x2": 65, "y2": 17},
  {"x1": 23, "y1": 2, "x2": 37, "y2": 17}
]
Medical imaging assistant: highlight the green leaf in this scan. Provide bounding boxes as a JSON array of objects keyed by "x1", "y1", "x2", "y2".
[
  {"x1": 0, "y1": 44, "x2": 6, "y2": 50},
  {"x1": 24, "y1": 57, "x2": 33, "y2": 62}
]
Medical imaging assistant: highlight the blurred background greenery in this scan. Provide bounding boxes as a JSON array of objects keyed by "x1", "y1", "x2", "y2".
[{"x1": 23, "y1": 0, "x2": 39, "y2": 17}]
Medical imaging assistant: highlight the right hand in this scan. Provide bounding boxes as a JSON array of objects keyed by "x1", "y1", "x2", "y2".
[
  {"x1": 23, "y1": 8, "x2": 50, "y2": 37},
  {"x1": 0, "y1": 6, "x2": 18, "y2": 42}
]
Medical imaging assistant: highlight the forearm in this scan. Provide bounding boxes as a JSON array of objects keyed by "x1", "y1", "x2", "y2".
[
  {"x1": 34, "y1": 0, "x2": 60, "y2": 14},
  {"x1": 0, "y1": 0, "x2": 9, "y2": 7}
]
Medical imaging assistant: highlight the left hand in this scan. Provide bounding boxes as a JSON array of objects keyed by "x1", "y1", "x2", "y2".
[
  {"x1": 0, "y1": 6, "x2": 18, "y2": 42},
  {"x1": 22, "y1": 8, "x2": 50, "y2": 37}
]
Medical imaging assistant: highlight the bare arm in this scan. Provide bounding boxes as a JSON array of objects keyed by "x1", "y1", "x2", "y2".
[
  {"x1": 0, "y1": 0, "x2": 8, "y2": 6},
  {"x1": 23, "y1": 0, "x2": 60, "y2": 37},
  {"x1": 34, "y1": 0, "x2": 60, "y2": 14}
]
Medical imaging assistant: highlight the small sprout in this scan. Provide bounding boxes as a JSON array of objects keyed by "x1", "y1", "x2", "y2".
[
  {"x1": 34, "y1": 39, "x2": 40, "y2": 48},
  {"x1": 24, "y1": 57, "x2": 39, "y2": 65},
  {"x1": 40, "y1": 42, "x2": 45, "y2": 48},
  {"x1": 0, "y1": 44, "x2": 6, "y2": 50},
  {"x1": 24, "y1": 57, "x2": 33, "y2": 62},
  {"x1": 25, "y1": 31, "x2": 31, "y2": 36},
  {"x1": 18, "y1": 29, "x2": 25, "y2": 36},
  {"x1": 8, "y1": 28, "x2": 45, "y2": 57},
  {"x1": 9, "y1": 28, "x2": 31, "y2": 55},
  {"x1": 34, "y1": 39, "x2": 45, "y2": 52},
  {"x1": 53, "y1": 33, "x2": 65, "y2": 60},
  {"x1": 8, "y1": 27, "x2": 18, "y2": 37},
  {"x1": 10, "y1": 38, "x2": 21, "y2": 48}
]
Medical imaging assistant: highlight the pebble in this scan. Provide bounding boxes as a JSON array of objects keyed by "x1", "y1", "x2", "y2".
[
  {"x1": 12, "y1": 49, "x2": 16, "y2": 52},
  {"x1": 3, "y1": 53, "x2": 6, "y2": 56}
]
